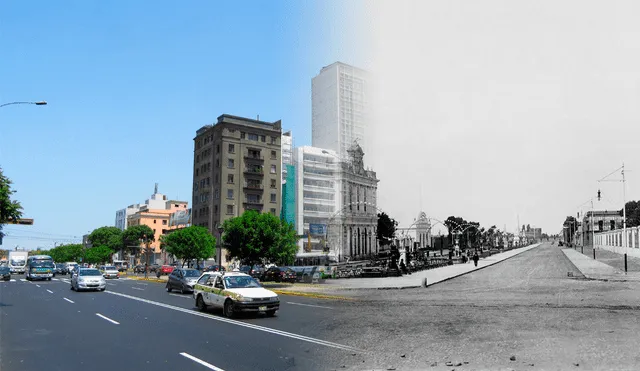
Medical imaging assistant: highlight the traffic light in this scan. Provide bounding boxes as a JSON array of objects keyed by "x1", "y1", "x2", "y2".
[{"x1": 597, "y1": 189, "x2": 601, "y2": 201}]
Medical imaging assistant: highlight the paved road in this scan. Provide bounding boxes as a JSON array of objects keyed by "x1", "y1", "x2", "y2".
[
  {"x1": 319, "y1": 242, "x2": 640, "y2": 370},
  {"x1": 0, "y1": 276, "x2": 366, "y2": 371}
]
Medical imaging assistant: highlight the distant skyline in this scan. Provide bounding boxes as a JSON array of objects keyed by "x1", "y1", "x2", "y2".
[{"x1": 1, "y1": 0, "x2": 365, "y2": 250}]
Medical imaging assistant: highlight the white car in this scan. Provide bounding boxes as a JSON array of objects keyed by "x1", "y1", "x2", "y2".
[
  {"x1": 70, "y1": 268, "x2": 106, "y2": 291},
  {"x1": 101, "y1": 265, "x2": 120, "y2": 279},
  {"x1": 193, "y1": 271, "x2": 279, "y2": 318}
]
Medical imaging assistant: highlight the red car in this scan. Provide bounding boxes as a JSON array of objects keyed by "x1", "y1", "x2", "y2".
[{"x1": 156, "y1": 265, "x2": 174, "y2": 277}]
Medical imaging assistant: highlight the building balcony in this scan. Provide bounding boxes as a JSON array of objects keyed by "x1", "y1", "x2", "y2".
[
  {"x1": 244, "y1": 168, "x2": 264, "y2": 176},
  {"x1": 244, "y1": 153, "x2": 264, "y2": 162},
  {"x1": 243, "y1": 199, "x2": 264, "y2": 207},
  {"x1": 243, "y1": 183, "x2": 264, "y2": 191}
]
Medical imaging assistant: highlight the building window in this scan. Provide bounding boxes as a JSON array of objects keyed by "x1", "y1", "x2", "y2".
[
  {"x1": 196, "y1": 154, "x2": 200, "y2": 163},
  {"x1": 214, "y1": 205, "x2": 218, "y2": 214},
  {"x1": 270, "y1": 208, "x2": 276, "y2": 215},
  {"x1": 153, "y1": 229, "x2": 156, "y2": 234},
  {"x1": 241, "y1": 132, "x2": 245, "y2": 139},
  {"x1": 228, "y1": 144, "x2": 235, "y2": 153},
  {"x1": 216, "y1": 144, "x2": 220, "y2": 153},
  {"x1": 270, "y1": 179, "x2": 276, "y2": 189},
  {"x1": 271, "y1": 150, "x2": 276, "y2": 159},
  {"x1": 227, "y1": 205, "x2": 234, "y2": 215},
  {"x1": 260, "y1": 135, "x2": 266, "y2": 142},
  {"x1": 153, "y1": 220, "x2": 157, "y2": 224},
  {"x1": 271, "y1": 136, "x2": 276, "y2": 144},
  {"x1": 228, "y1": 159, "x2": 235, "y2": 168},
  {"x1": 227, "y1": 189, "x2": 234, "y2": 199},
  {"x1": 216, "y1": 159, "x2": 220, "y2": 168},
  {"x1": 174, "y1": 204, "x2": 179, "y2": 208},
  {"x1": 271, "y1": 193, "x2": 276, "y2": 203},
  {"x1": 227, "y1": 174, "x2": 234, "y2": 184},
  {"x1": 196, "y1": 169, "x2": 199, "y2": 176},
  {"x1": 162, "y1": 220, "x2": 167, "y2": 225},
  {"x1": 200, "y1": 179, "x2": 205, "y2": 188},
  {"x1": 215, "y1": 189, "x2": 219, "y2": 200},
  {"x1": 206, "y1": 177, "x2": 210, "y2": 186},
  {"x1": 248, "y1": 133, "x2": 258, "y2": 141},
  {"x1": 270, "y1": 165, "x2": 276, "y2": 174}
]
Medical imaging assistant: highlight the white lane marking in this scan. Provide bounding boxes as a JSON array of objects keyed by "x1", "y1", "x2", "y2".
[
  {"x1": 131, "y1": 287, "x2": 144, "y2": 291},
  {"x1": 286, "y1": 302, "x2": 333, "y2": 309},
  {"x1": 10, "y1": 279, "x2": 16, "y2": 282},
  {"x1": 180, "y1": 352, "x2": 226, "y2": 371},
  {"x1": 96, "y1": 313, "x2": 120, "y2": 325},
  {"x1": 46, "y1": 289, "x2": 54, "y2": 294},
  {"x1": 106, "y1": 291, "x2": 362, "y2": 353},
  {"x1": 63, "y1": 297, "x2": 75, "y2": 304},
  {"x1": 20, "y1": 279, "x2": 26, "y2": 282},
  {"x1": 169, "y1": 294, "x2": 190, "y2": 299},
  {"x1": 35, "y1": 284, "x2": 41, "y2": 287},
  {"x1": 135, "y1": 282, "x2": 148, "y2": 286},
  {"x1": 52, "y1": 278, "x2": 59, "y2": 281},
  {"x1": 107, "y1": 283, "x2": 116, "y2": 286}
]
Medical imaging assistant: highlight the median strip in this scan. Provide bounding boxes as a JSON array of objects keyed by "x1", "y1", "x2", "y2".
[{"x1": 271, "y1": 289, "x2": 354, "y2": 301}]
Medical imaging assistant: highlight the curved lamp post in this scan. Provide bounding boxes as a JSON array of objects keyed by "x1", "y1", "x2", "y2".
[{"x1": 1, "y1": 101, "x2": 47, "y2": 108}]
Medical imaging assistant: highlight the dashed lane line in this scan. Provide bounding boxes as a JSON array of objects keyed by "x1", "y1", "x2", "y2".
[
  {"x1": 180, "y1": 352, "x2": 226, "y2": 371},
  {"x1": 96, "y1": 313, "x2": 120, "y2": 325}
]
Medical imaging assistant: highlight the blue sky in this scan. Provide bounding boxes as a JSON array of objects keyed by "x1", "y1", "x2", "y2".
[{"x1": 1, "y1": 0, "x2": 364, "y2": 249}]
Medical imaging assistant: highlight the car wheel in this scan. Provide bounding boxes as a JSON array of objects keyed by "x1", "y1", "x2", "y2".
[
  {"x1": 196, "y1": 295, "x2": 207, "y2": 312},
  {"x1": 166, "y1": 284, "x2": 172, "y2": 292},
  {"x1": 180, "y1": 284, "x2": 186, "y2": 294},
  {"x1": 70, "y1": 284, "x2": 74, "y2": 291},
  {"x1": 266, "y1": 310, "x2": 277, "y2": 317},
  {"x1": 224, "y1": 300, "x2": 235, "y2": 318},
  {"x1": 99, "y1": 288, "x2": 105, "y2": 292}
]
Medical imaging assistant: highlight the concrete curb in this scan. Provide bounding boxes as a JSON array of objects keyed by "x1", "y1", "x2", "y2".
[
  {"x1": 421, "y1": 244, "x2": 541, "y2": 288},
  {"x1": 270, "y1": 289, "x2": 355, "y2": 301}
]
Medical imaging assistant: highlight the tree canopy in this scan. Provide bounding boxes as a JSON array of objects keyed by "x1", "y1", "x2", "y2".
[
  {"x1": 88, "y1": 226, "x2": 123, "y2": 251},
  {"x1": 222, "y1": 210, "x2": 298, "y2": 268},
  {"x1": 376, "y1": 212, "x2": 397, "y2": 246},
  {"x1": 122, "y1": 225, "x2": 155, "y2": 258},
  {"x1": 0, "y1": 168, "x2": 23, "y2": 239},
  {"x1": 47, "y1": 244, "x2": 84, "y2": 263},
  {"x1": 621, "y1": 201, "x2": 640, "y2": 228},
  {"x1": 160, "y1": 226, "x2": 215, "y2": 265},
  {"x1": 83, "y1": 246, "x2": 114, "y2": 265}
]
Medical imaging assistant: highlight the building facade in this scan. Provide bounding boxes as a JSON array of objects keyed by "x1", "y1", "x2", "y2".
[
  {"x1": 579, "y1": 210, "x2": 624, "y2": 246},
  {"x1": 312, "y1": 62, "x2": 371, "y2": 158},
  {"x1": 328, "y1": 144, "x2": 379, "y2": 262},
  {"x1": 191, "y1": 114, "x2": 282, "y2": 267},
  {"x1": 115, "y1": 184, "x2": 168, "y2": 231},
  {"x1": 295, "y1": 146, "x2": 341, "y2": 258},
  {"x1": 126, "y1": 200, "x2": 189, "y2": 264},
  {"x1": 415, "y1": 212, "x2": 432, "y2": 249}
]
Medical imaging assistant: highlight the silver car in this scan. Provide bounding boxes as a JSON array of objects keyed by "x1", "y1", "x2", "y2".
[
  {"x1": 71, "y1": 268, "x2": 106, "y2": 291},
  {"x1": 166, "y1": 268, "x2": 201, "y2": 294}
]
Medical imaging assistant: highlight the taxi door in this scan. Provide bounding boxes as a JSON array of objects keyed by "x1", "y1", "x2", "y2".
[{"x1": 212, "y1": 276, "x2": 226, "y2": 308}]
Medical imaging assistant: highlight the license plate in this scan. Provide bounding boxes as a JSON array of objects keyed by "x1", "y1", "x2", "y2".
[{"x1": 259, "y1": 306, "x2": 267, "y2": 311}]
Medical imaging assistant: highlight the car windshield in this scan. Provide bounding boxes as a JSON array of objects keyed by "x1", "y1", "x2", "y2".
[
  {"x1": 184, "y1": 270, "x2": 200, "y2": 277},
  {"x1": 223, "y1": 276, "x2": 261, "y2": 289},
  {"x1": 79, "y1": 269, "x2": 102, "y2": 276},
  {"x1": 10, "y1": 259, "x2": 25, "y2": 266},
  {"x1": 105, "y1": 266, "x2": 116, "y2": 270},
  {"x1": 32, "y1": 261, "x2": 54, "y2": 268}
]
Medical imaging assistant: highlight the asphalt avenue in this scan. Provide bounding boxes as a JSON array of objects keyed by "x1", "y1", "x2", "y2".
[{"x1": 0, "y1": 276, "x2": 367, "y2": 371}]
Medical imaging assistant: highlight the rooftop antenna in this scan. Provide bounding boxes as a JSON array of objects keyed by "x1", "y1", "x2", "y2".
[{"x1": 154, "y1": 183, "x2": 158, "y2": 194}]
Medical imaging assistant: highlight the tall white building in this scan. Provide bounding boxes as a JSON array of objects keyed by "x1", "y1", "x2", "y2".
[
  {"x1": 295, "y1": 146, "x2": 340, "y2": 256},
  {"x1": 312, "y1": 62, "x2": 370, "y2": 158}
]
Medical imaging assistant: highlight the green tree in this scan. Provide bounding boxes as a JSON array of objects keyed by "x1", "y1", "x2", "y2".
[
  {"x1": 0, "y1": 168, "x2": 23, "y2": 240},
  {"x1": 122, "y1": 225, "x2": 155, "y2": 262},
  {"x1": 49, "y1": 244, "x2": 84, "y2": 262},
  {"x1": 84, "y1": 246, "x2": 114, "y2": 265},
  {"x1": 376, "y1": 212, "x2": 398, "y2": 247},
  {"x1": 222, "y1": 210, "x2": 299, "y2": 269},
  {"x1": 160, "y1": 226, "x2": 216, "y2": 267},
  {"x1": 88, "y1": 226, "x2": 123, "y2": 251},
  {"x1": 621, "y1": 201, "x2": 640, "y2": 228}
]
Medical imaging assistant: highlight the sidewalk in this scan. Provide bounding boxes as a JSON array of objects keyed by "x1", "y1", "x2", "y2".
[
  {"x1": 574, "y1": 244, "x2": 640, "y2": 272},
  {"x1": 562, "y1": 247, "x2": 640, "y2": 282},
  {"x1": 320, "y1": 243, "x2": 542, "y2": 290}
]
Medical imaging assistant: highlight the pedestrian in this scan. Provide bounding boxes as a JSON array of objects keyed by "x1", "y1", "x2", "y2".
[{"x1": 472, "y1": 252, "x2": 479, "y2": 267}]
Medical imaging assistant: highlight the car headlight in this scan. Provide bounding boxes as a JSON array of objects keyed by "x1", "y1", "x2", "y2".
[
  {"x1": 270, "y1": 296, "x2": 279, "y2": 301},
  {"x1": 237, "y1": 296, "x2": 254, "y2": 302}
]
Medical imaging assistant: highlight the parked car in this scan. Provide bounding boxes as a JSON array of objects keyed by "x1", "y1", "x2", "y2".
[
  {"x1": 166, "y1": 268, "x2": 201, "y2": 293},
  {"x1": 261, "y1": 267, "x2": 297, "y2": 283},
  {"x1": 205, "y1": 265, "x2": 226, "y2": 273},
  {"x1": 134, "y1": 264, "x2": 146, "y2": 273},
  {"x1": 156, "y1": 265, "x2": 175, "y2": 277},
  {"x1": 240, "y1": 265, "x2": 264, "y2": 279},
  {"x1": 0, "y1": 266, "x2": 10, "y2": 281},
  {"x1": 149, "y1": 264, "x2": 161, "y2": 273}
]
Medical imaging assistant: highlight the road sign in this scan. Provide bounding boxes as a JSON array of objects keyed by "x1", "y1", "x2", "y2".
[{"x1": 6, "y1": 218, "x2": 34, "y2": 225}]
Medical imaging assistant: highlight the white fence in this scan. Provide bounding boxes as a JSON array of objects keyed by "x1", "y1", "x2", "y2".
[{"x1": 595, "y1": 226, "x2": 640, "y2": 258}]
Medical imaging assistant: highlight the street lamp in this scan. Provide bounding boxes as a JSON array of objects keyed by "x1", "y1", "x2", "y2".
[
  {"x1": 0, "y1": 101, "x2": 47, "y2": 108},
  {"x1": 597, "y1": 163, "x2": 628, "y2": 272},
  {"x1": 217, "y1": 224, "x2": 224, "y2": 267}
]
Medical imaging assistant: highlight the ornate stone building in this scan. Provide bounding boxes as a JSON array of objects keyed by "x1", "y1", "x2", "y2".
[
  {"x1": 415, "y1": 212, "x2": 432, "y2": 249},
  {"x1": 327, "y1": 143, "x2": 379, "y2": 262}
]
